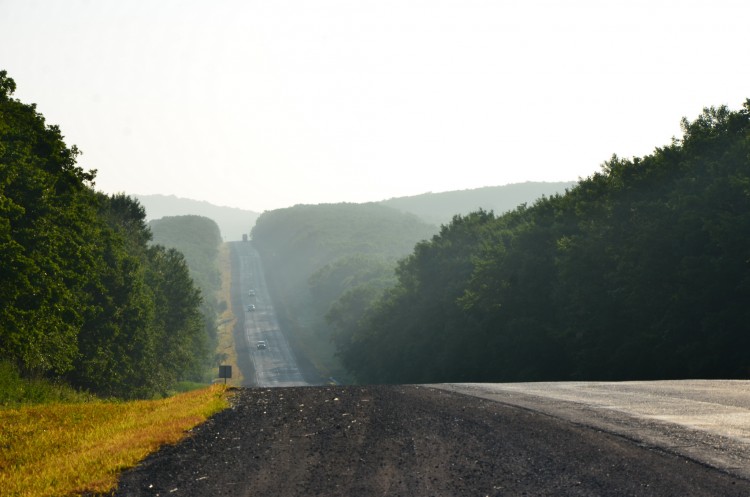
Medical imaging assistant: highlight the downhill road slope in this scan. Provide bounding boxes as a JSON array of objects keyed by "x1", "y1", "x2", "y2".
[{"x1": 112, "y1": 385, "x2": 750, "y2": 497}]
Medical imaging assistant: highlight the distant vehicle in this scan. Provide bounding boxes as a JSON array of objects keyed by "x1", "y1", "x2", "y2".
[
  {"x1": 256, "y1": 340, "x2": 267, "y2": 349},
  {"x1": 248, "y1": 289, "x2": 256, "y2": 296},
  {"x1": 247, "y1": 304, "x2": 256, "y2": 311}
]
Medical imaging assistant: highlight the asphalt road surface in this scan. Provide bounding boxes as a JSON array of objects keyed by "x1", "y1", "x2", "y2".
[
  {"x1": 232, "y1": 241, "x2": 307, "y2": 387},
  {"x1": 435, "y1": 380, "x2": 750, "y2": 481},
  {"x1": 113, "y1": 384, "x2": 750, "y2": 497}
]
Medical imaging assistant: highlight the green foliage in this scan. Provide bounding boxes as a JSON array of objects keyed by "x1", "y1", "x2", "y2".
[
  {"x1": 169, "y1": 380, "x2": 210, "y2": 393},
  {"x1": 149, "y1": 215, "x2": 224, "y2": 381},
  {"x1": 147, "y1": 246, "x2": 209, "y2": 384},
  {"x1": 336, "y1": 100, "x2": 750, "y2": 383},
  {"x1": 0, "y1": 360, "x2": 94, "y2": 407},
  {"x1": 252, "y1": 203, "x2": 435, "y2": 286},
  {"x1": 0, "y1": 69, "x2": 99, "y2": 375},
  {"x1": 0, "y1": 70, "x2": 212, "y2": 398},
  {"x1": 149, "y1": 215, "x2": 222, "y2": 304},
  {"x1": 251, "y1": 203, "x2": 437, "y2": 378}
]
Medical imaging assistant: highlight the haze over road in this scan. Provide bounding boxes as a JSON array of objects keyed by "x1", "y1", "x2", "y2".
[
  {"x1": 232, "y1": 241, "x2": 307, "y2": 387},
  {"x1": 435, "y1": 381, "x2": 750, "y2": 480}
]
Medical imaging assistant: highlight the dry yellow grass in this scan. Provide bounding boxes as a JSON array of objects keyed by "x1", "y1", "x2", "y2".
[
  {"x1": 0, "y1": 385, "x2": 229, "y2": 497},
  {"x1": 215, "y1": 242, "x2": 243, "y2": 386}
]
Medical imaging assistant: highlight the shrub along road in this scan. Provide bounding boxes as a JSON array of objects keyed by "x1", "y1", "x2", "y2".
[{"x1": 112, "y1": 385, "x2": 750, "y2": 496}]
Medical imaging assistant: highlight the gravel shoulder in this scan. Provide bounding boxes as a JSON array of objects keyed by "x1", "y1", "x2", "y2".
[{"x1": 111, "y1": 385, "x2": 750, "y2": 497}]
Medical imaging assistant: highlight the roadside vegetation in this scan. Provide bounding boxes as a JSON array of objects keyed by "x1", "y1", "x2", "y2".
[
  {"x1": 214, "y1": 243, "x2": 243, "y2": 385},
  {"x1": 0, "y1": 361, "x2": 94, "y2": 407},
  {"x1": 0, "y1": 70, "x2": 217, "y2": 398},
  {"x1": 0, "y1": 376, "x2": 228, "y2": 497},
  {"x1": 331, "y1": 100, "x2": 750, "y2": 383},
  {"x1": 149, "y1": 215, "x2": 226, "y2": 376},
  {"x1": 1, "y1": 68, "x2": 235, "y2": 495},
  {"x1": 250, "y1": 203, "x2": 437, "y2": 380}
]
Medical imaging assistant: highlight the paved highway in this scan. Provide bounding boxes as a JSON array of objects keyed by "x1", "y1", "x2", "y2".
[
  {"x1": 434, "y1": 380, "x2": 750, "y2": 480},
  {"x1": 233, "y1": 241, "x2": 307, "y2": 387},
  {"x1": 116, "y1": 384, "x2": 750, "y2": 496}
]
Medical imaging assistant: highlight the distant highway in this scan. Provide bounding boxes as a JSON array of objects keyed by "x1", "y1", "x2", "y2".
[{"x1": 232, "y1": 241, "x2": 307, "y2": 387}]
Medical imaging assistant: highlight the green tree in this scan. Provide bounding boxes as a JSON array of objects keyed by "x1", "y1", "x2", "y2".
[
  {"x1": 146, "y1": 246, "x2": 207, "y2": 387},
  {"x1": 1, "y1": 71, "x2": 216, "y2": 397},
  {"x1": 66, "y1": 194, "x2": 157, "y2": 397},
  {"x1": 333, "y1": 100, "x2": 750, "y2": 384},
  {"x1": 0, "y1": 70, "x2": 99, "y2": 375},
  {"x1": 251, "y1": 202, "x2": 437, "y2": 378}
]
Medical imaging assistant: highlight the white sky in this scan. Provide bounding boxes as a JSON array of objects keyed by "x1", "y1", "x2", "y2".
[{"x1": 1, "y1": 0, "x2": 748, "y2": 212}]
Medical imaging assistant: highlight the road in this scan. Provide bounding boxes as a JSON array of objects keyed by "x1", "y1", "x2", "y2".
[
  {"x1": 111, "y1": 242, "x2": 750, "y2": 494},
  {"x1": 231, "y1": 241, "x2": 307, "y2": 387},
  {"x1": 434, "y1": 380, "x2": 750, "y2": 480},
  {"x1": 114, "y1": 385, "x2": 750, "y2": 496}
]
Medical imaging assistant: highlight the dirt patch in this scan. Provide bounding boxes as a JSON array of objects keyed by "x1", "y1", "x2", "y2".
[{"x1": 112, "y1": 385, "x2": 750, "y2": 496}]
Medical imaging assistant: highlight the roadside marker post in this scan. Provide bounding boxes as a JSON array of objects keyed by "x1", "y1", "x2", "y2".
[{"x1": 219, "y1": 365, "x2": 232, "y2": 385}]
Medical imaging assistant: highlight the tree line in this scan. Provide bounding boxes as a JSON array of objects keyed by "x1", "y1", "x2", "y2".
[
  {"x1": 150, "y1": 215, "x2": 224, "y2": 366},
  {"x1": 250, "y1": 203, "x2": 437, "y2": 379},
  {"x1": 330, "y1": 101, "x2": 750, "y2": 383},
  {"x1": 0, "y1": 71, "x2": 213, "y2": 398}
]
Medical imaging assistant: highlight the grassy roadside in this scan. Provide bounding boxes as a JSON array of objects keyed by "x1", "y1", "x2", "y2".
[
  {"x1": 215, "y1": 242, "x2": 243, "y2": 386},
  {"x1": 0, "y1": 243, "x2": 241, "y2": 496},
  {"x1": 0, "y1": 384, "x2": 229, "y2": 497}
]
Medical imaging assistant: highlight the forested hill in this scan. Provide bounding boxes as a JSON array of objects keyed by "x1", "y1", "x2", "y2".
[
  {"x1": 149, "y1": 215, "x2": 224, "y2": 367},
  {"x1": 149, "y1": 215, "x2": 222, "y2": 300},
  {"x1": 379, "y1": 181, "x2": 575, "y2": 225},
  {"x1": 136, "y1": 194, "x2": 259, "y2": 242},
  {"x1": 0, "y1": 71, "x2": 213, "y2": 398},
  {"x1": 332, "y1": 101, "x2": 750, "y2": 384},
  {"x1": 250, "y1": 203, "x2": 437, "y2": 380},
  {"x1": 137, "y1": 183, "x2": 570, "y2": 242}
]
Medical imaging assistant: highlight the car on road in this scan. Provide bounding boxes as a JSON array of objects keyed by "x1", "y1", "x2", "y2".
[
  {"x1": 247, "y1": 304, "x2": 256, "y2": 311},
  {"x1": 256, "y1": 340, "x2": 267, "y2": 349},
  {"x1": 248, "y1": 289, "x2": 256, "y2": 296}
]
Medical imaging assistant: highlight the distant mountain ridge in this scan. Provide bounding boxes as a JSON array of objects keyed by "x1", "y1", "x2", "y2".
[
  {"x1": 135, "y1": 182, "x2": 575, "y2": 241},
  {"x1": 379, "y1": 181, "x2": 576, "y2": 225},
  {"x1": 134, "y1": 194, "x2": 259, "y2": 242}
]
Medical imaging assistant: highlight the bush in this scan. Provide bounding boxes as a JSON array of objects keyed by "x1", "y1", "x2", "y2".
[{"x1": 0, "y1": 361, "x2": 94, "y2": 407}]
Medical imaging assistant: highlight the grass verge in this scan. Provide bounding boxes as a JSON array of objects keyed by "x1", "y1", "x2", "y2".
[
  {"x1": 0, "y1": 384, "x2": 229, "y2": 497},
  {"x1": 215, "y1": 242, "x2": 243, "y2": 386}
]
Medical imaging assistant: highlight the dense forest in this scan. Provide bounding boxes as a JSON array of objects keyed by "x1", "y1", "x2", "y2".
[
  {"x1": 0, "y1": 71, "x2": 213, "y2": 398},
  {"x1": 149, "y1": 215, "x2": 222, "y2": 301},
  {"x1": 149, "y1": 215, "x2": 223, "y2": 368},
  {"x1": 331, "y1": 101, "x2": 750, "y2": 384},
  {"x1": 250, "y1": 203, "x2": 437, "y2": 379}
]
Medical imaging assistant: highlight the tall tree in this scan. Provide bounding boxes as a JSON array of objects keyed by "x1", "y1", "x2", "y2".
[
  {"x1": 1, "y1": 71, "x2": 214, "y2": 397},
  {"x1": 0, "y1": 70, "x2": 99, "y2": 375},
  {"x1": 333, "y1": 100, "x2": 750, "y2": 384}
]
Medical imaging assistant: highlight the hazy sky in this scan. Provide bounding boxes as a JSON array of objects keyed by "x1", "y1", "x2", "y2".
[{"x1": 1, "y1": 0, "x2": 748, "y2": 212}]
